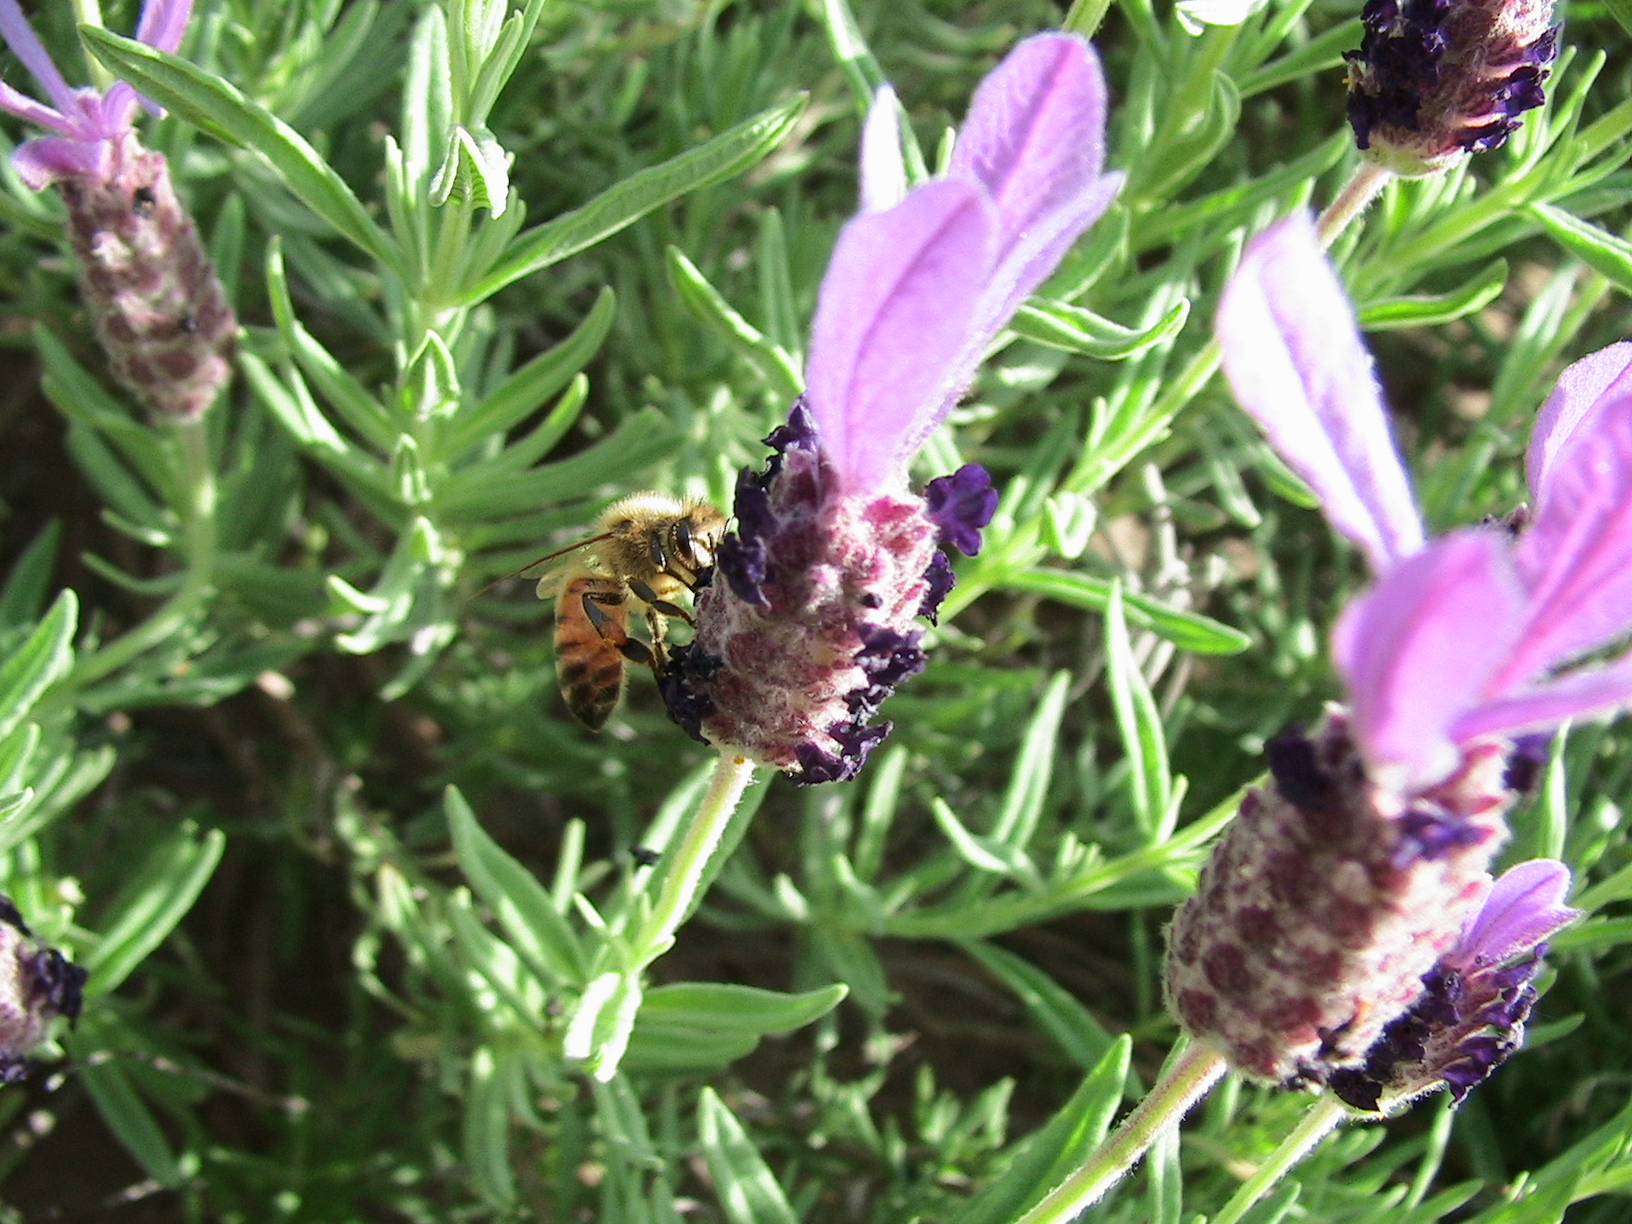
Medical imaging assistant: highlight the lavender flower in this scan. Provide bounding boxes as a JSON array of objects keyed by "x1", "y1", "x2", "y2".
[
  {"x1": 661, "y1": 33, "x2": 1122, "y2": 783},
  {"x1": 1327, "y1": 859, "x2": 1579, "y2": 1111},
  {"x1": 1165, "y1": 213, "x2": 1631, "y2": 1084},
  {"x1": 1344, "y1": 0, "x2": 1560, "y2": 175},
  {"x1": 0, "y1": 0, "x2": 235, "y2": 419},
  {"x1": 0, "y1": 896, "x2": 86, "y2": 1082}
]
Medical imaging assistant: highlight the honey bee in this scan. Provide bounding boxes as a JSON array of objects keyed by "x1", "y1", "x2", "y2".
[{"x1": 535, "y1": 493, "x2": 727, "y2": 730}]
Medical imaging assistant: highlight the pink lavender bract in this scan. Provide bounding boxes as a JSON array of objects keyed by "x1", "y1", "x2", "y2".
[
  {"x1": 1165, "y1": 213, "x2": 1623, "y2": 1086},
  {"x1": 661, "y1": 33, "x2": 1122, "y2": 783},
  {"x1": 0, "y1": 0, "x2": 235, "y2": 419}
]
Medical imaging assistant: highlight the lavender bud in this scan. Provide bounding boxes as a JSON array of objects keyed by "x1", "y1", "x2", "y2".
[
  {"x1": 1163, "y1": 712, "x2": 1511, "y2": 1084},
  {"x1": 59, "y1": 141, "x2": 236, "y2": 420},
  {"x1": 0, "y1": 897, "x2": 86, "y2": 1083},
  {"x1": 1344, "y1": 0, "x2": 1560, "y2": 175}
]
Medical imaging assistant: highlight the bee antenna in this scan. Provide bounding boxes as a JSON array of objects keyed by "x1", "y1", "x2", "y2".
[{"x1": 468, "y1": 533, "x2": 614, "y2": 602}]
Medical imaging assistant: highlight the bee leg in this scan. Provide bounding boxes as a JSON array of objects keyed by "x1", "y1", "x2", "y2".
[
  {"x1": 629, "y1": 579, "x2": 693, "y2": 625},
  {"x1": 580, "y1": 589, "x2": 659, "y2": 670}
]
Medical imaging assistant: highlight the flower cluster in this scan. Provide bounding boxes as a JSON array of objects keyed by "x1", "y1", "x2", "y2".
[
  {"x1": 1345, "y1": 0, "x2": 1560, "y2": 175},
  {"x1": 1166, "y1": 213, "x2": 1625, "y2": 1088},
  {"x1": 662, "y1": 33, "x2": 1122, "y2": 783},
  {"x1": 0, "y1": 896, "x2": 86, "y2": 1083},
  {"x1": 0, "y1": 0, "x2": 235, "y2": 419}
]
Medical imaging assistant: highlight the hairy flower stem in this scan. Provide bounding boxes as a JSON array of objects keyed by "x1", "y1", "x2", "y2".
[
  {"x1": 1317, "y1": 162, "x2": 1394, "y2": 246},
  {"x1": 51, "y1": 417, "x2": 218, "y2": 700},
  {"x1": 1013, "y1": 1043, "x2": 1226, "y2": 1224},
  {"x1": 1210, "y1": 1096, "x2": 1347, "y2": 1224},
  {"x1": 629, "y1": 753, "x2": 756, "y2": 965}
]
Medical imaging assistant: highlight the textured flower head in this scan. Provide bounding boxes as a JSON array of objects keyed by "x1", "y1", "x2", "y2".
[
  {"x1": 1344, "y1": 0, "x2": 1560, "y2": 176},
  {"x1": 1219, "y1": 212, "x2": 1632, "y2": 802},
  {"x1": 0, "y1": 0, "x2": 191, "y2": 190},
  {"x1": 1327, "y1": 859, "x2": 1579, "y2": 1111},
  {"x1": 662, "y1": 33, "x2": 1122, "y2": 782},
  {"x1": 0, "y1": 0, "x2": 234, "y2": 419},
  {"x1": 1165, "y1": 213, "x2": 1630, "y2": 1086},
  {"x1": 0, "y1": 895, "x2": 86, "y2": 1083}
]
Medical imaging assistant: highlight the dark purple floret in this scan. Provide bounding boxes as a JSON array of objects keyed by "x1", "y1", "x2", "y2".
[
  {"x1": 1266, "y1": 727, "x2": 1339, "y2": 813},
  {"x1": 1393, "y1": 806, "x2": 1491, "y2": 866},
  {"x1": 1503, "y1": 732, "x2": 1553, "y2": 793},
  {"x1": 925, "y1": 464, "x2": 998, "y2": 556},
  {"x1": 25, "y1": 949, "x2": 87, "y2": 1024},
  {"x1": 658, "y1": 643, "x2": 721, "y2": 745},
  {"x1": 919, "y1": 552, "x2": 956, "y2": 623},
  {"x1": 1345, "y1": 0, "x2": 1560, "y2": 173}
]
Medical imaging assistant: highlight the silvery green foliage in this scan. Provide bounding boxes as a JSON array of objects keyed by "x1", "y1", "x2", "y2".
[{"x1": 0, "y1": 0, "x2": 1627, "y2": 1218}]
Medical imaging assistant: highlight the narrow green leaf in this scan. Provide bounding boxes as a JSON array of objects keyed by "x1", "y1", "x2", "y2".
[
  {"x1": 445, "y1": 786, "x2": 588, "y2": 986},
  {"x1": 1103, "y1": 582, "x2": 1172, "y2": 840},
  {"x1": 636, "y1": 982, "x2": 846, "y2": 1037},
  {"x1": 1005, "y1": 568, "x2": 1250, "y2": 654},
  {"x1": 697, "y1": 1088, "x2": 800, "y2": 1224},
  {"x1": 1012, "y1": 297, "x2": 1189, "y2": 360},
  {"x1": 0, "y1": 521, "x2": 62, "y2": 629},
  {"x1": 84, "y1": 824, "x2": 225, "y2": 995},
  {"x1": 444, "y1": 287, "x2": 616, "y2": 455},
  {"x1": 467, "y1": 95, "x2": 808, "y2": 302},
  {"x1": 1359, "y1": 260, "x2": 1509, "y2": 330},
  {"x1": 667, "y1": 247, "x2": 803, "y2": 400},
  {"x1": 945, "y1": 1038, "x2": 1131, "y2": 1224},
  {"x1": 79, "y1": 1055, "x2": 183, "y2": 1186},
  {"x1": 79, "y1": 27, "x2": 399, "y2": 270},
  {"x1": 991, "y1": 672, "x2": 1070, "y2": 846},
  {"x1": 464, "y1": 1046, "x2": 517, "y2": 1206},
  {"x1": 0, "y1": 590, "x2": 75, "y2": 742},
  {"x1": 1530, "y1": 203, "x2": 1632, "y2": 295},
  {"x1": 961, "y1": 940, "x2": 1117, "y2": 1072}
]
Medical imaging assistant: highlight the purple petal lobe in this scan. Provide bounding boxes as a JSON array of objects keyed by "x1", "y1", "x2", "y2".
[
  {"x1": 135, "y1": 0, "x2": 195, "y2": 54},
  {"x1": 1453, "y1": 650, "x2": 1632, "y2": 744},
  {"x1": 949, "y1": 33, "x2": 1111, "y2": 269},
  {"x1": 1502, "y1": 398, "x2": 1632, "y2": 686},
  {"x1": 0, "y1": 0, "x2": 81, "y2": 114},
  {"x1": 859, "y1": 86, "x2": 907, "y2": 213},
  {"x1": 923, "y1": 462, "x2": 997, "y2": 555},
  {"x1": 806, "y1": 179, "x2": 996, "y2": 495},
  {"x1": 0, "y1": 81, "x2": 72, "y2": 135},
  {"x1": 1218, "y1": 213, "x2": 1425, "y2": 573},
  {"x1": 1448, "y1": 860, "x2": 1579, "y2": 972},
  {"x1": 1332, "y1": 530, "x2": 1525, "y2": 792},
  {"x1": 13, "y1": 136, "x2": 107, "y2": 189},
  {"x1": 1527, "y1": 342, "x2": 1632, "y2": 497}
]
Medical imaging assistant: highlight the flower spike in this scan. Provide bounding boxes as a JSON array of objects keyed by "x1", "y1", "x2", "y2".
[
  {"x1": 0, "y1": 0, "x2": 234, "y2": 420},
  {"x1": 663, "y1": 33, "x2": 1120, "y2": 782}
]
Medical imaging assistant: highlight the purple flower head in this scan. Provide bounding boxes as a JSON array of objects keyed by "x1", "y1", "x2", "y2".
[
  {"x1": 1220, "y1": 213, "x2": 1632, "y2": 801},
  {"x1": 0, "y1": 0, "x2": 192, "y2": 190},
  {"x1": 0, "y1": 0, "x2": 234, "y2": 419},
  {"x1": 0, "y1": 895, "x2": 87, "y2": 1083},
  {"x1": 662, "y1": 33, "x2": 1121, "y2": 782},
  {"x1": 1344, "y1": 0, "x2": 1560, "y2": 175},
  {"x1": 1326, "y1": 859, "x2": 1578, "y2": 1111}
]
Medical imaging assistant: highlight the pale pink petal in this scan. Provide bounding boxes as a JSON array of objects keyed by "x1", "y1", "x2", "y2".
[
  {"x1": 1447, "y1": 860, "x2": 1579, "y2": 972},
  {"x1": 1453, "y1": 650, "x2": 1632, "y2": 744},
  {"x1": 806, "y1": 179, "x2": 996, "y2": 495},
  {"x1": 1333, "y1": 530, "x2": 1526, "y2": 791},
  {"x1": 1527, "y1": 343, "x2": 1632, "y2": 498},
  {"x1": 858, "y1": 86, "x2": 906, "y2": 214},
  {"x1": 1500, "y1": 406, "x2": 1632, "y2": 688},
  {"x1": 1218, "y1": 214, "x2": 1425, "y2": 574},
  {"x1": 134, "y1": 0, "x2": 194, "y2": 54},
  {"x1": 0, "y1": 0, "x2": 80, "y2": 114}
]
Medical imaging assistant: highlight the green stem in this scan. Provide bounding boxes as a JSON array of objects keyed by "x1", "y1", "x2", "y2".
[
  {"x1": 1209, "y1": 1094, "x2": 1347, "y2": 1224},
  {"x1": 1062, "y1": 0, "x2": 1113, "y2": 38},
  {"x1": 1317, "y1": 161, "x2": 1394, "y2": 247},
  {"x1": 54, "y1": 417, "x2": 219, "y2": 699},
  {"x1": 1012, "y1": 1043, "x2": 1227, "y2": 1224},
  {"x1": 630, "y1": 751, "x2": 757, "y2": 965}
]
